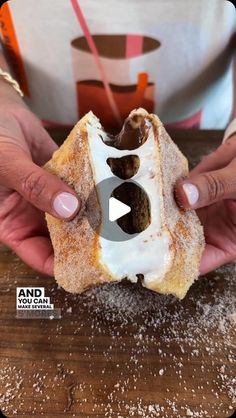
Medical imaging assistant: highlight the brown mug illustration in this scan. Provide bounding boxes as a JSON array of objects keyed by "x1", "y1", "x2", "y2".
[{"x1": 71, "y1": 34, "x2": 161, "y2": 130}]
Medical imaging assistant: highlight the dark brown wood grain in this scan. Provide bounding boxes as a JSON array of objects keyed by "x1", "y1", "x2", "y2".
[{"x1": 0, "y1": 129, "x2": 235, "y2": 418}]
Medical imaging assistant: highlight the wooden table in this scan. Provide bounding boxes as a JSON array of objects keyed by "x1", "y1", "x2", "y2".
[{"x1": 0, "y1": 129, "x2": 235, "y2": 418}]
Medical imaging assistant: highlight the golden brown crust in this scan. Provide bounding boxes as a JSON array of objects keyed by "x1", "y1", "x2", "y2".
[
  {"x1": 144, "y1": 114, "x2": 204, "y2": 299},
  {"x1": 45, "y1": 113, "x2": 115, "y2": 293},
  {"x1": 45, "y1": 109, "x2": 205, "y2": 298}
]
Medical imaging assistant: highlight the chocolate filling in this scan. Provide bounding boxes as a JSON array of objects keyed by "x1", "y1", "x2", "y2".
[
  {"x1": 111, "y1": 182, "x2": 151, "y2": 234},
  {"x1": 104, "y1": 114, "x2": 151, "y2": 233},
  {"x1": 107, "y1": 155, "x2": 140, "y2": 180},
  {"x1": 105, "y1": 114, "x2": 150, "y2": 150}
]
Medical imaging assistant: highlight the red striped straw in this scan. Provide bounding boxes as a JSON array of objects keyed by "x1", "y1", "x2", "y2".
[{"x1": 71, "y1": 0, "x2": 122, "y2": 125}]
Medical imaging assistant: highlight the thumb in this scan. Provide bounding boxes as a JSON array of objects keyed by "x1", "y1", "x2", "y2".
[
  {"x1": 175, "y1": 164, "x2": 236, "y2": 209},
  {"x1": 1, "y1": 153, "x2": 80, "y2": 219}
]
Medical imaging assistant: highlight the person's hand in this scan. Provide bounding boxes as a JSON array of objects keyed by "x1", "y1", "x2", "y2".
[
  {"x1": 175, "y1": 134, "x2": 236, "y2": 275},
  {"x1": 0, "y1": 101, "x2": 80, "y2": 275}
]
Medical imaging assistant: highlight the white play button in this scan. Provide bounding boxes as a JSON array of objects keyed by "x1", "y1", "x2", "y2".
[{"x1": 109, "y1": 197, "x2": 131, "y2": 222}]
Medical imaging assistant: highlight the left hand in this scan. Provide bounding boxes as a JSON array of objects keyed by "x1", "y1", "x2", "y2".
[
  {"x1": 0, "y1": 104, "x2": 80, "y2": 276},
  {"x1": 175, "y1": 134, "x2": 236, "y2": 275}
]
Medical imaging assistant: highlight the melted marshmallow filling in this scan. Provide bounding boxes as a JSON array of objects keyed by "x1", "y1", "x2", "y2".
[{"x1": 87, "y1": 114, "x2": 171, "y2": 287}]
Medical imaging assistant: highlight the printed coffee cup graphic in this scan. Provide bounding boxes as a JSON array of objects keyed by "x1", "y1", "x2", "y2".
[{"x1": 71, "y1": 34, "x2": 161, "y2": 129}]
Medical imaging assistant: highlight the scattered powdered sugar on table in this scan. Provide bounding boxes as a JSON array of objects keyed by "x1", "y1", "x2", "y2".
[
  {"x1": 84, "y1": 265, "x2": 235, "y2": 337},
  {"x1": 65, "y1": 263, "x2": 236, "y2": 416},
  {"x1": 0, "y1": 365, "x2": 24, "y2": 411},
  {"x1": 0, "y1": 259, "x2": 235, "y2": 417}
]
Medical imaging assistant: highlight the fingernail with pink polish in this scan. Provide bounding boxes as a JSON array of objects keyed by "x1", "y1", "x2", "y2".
[
  {"x1": 182, "y1": 183, "x2": 199, "y2": 206},
  {"x1": 53, "y1": 192, "x2": 79, "y2": 218}
]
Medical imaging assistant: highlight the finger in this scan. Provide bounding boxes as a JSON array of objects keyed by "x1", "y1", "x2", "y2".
[
  {"x1": 199, "y1": 244, "x2": 232, "y2": 275},
  {"x1": 0, "y1": 191, "x2": 53, "y2": 275},
  {"x1": 175, "y1": 161, "x2": 236, "y2": 209},
  {"x1": 190, "y1": 136, "x2": 236, "y2": 176},
  {"x1": 0, "y1": 153, "x2": 80, "y2": 219},
  {"x1": 13, "y1": 235, "x2": 54, "y2": 275}
]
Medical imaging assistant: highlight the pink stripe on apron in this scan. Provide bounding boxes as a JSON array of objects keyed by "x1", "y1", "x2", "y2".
[{"x1": 126, "y1": 35, "x2": 143, "y2": 58}]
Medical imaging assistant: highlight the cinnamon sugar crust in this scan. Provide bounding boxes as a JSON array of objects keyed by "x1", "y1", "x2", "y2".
[
  {"x1": 45, "y1": 114, "x2": 116, "y2": 293},
  {"x1": 44, "y1": 109, "x2": 205, "y2": 299}
]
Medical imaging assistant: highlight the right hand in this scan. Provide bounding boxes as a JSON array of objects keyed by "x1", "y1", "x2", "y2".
[
  {"x1": 175, "y1": 134, "x2": 236, "y2": 275},
  {"x1": 0, "y1": 101, "x2": 80, "y2": 275}
]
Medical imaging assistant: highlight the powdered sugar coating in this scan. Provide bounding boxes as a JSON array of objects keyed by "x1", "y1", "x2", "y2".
[{"x1": 45, "y1": 109, "x2": 205, "y2": 298}]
